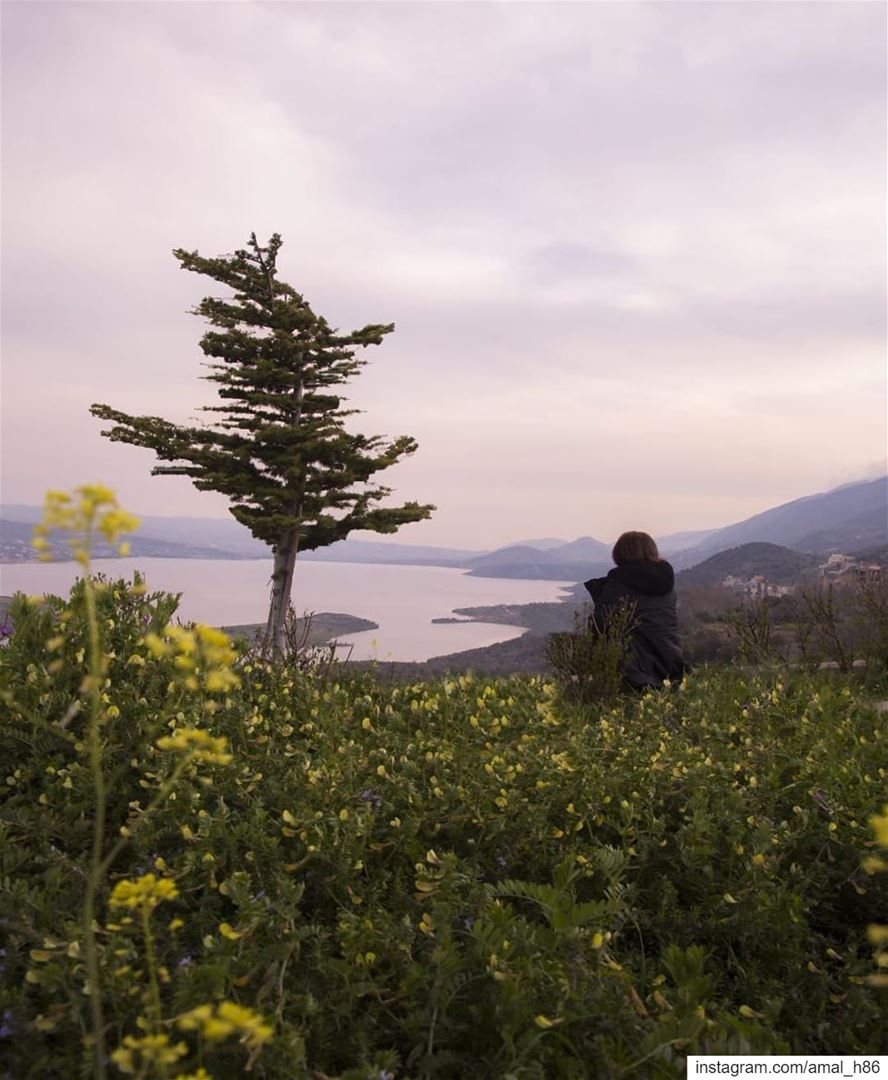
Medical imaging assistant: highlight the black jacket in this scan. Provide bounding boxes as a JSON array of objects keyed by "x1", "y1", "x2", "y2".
[{"x1": 584, "y1": 560, "x2": 686, "y2": 690}]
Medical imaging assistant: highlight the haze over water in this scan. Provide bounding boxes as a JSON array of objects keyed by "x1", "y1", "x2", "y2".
[{"x1": 0, "y1": 558, "x2": 574, "y2": 662}]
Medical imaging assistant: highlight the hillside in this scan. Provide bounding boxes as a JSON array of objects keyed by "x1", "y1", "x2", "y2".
[
  {"x1": 0, "y1": 507, "x2": 486, "y2": 566},
  {"x1": 0, "y1": 518, "x2": 256, "y2": 563},
  {"x1": 465, "y1": 559, "x2": 606, "y2": 582},
  {"x1": 4, "y1": 475, "x2": 885, "y2": 573},
  {"x1": 468, "y1": 478, "x2": 888, "y2": 578},
  {"x1": 792, "y1": 504, "x2": 888, "y2": 555},
  {"x1": 673, "y1": 476, "x2": 887, "y2": 566},
  {"x1": 464, "y1": 545, "x2": 546, "y2": 570},
  {"x1": 676, "y1": 542, "x2": 821, "y2": 587},
  {"x1": 463, "y1": 536, "x2": 610, "y2": 581}
]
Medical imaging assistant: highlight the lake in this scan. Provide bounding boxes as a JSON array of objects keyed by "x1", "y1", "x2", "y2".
[{"x1": 0, "y1": 558, "x2": 575, "y2": 662}]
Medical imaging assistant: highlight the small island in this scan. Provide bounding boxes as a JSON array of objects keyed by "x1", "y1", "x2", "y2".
[{"x1": 222, "y1": 611, "x2": 377, "y2": 646}]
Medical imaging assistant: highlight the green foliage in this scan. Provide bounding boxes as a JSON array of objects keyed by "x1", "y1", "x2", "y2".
[
  {"x1": 677, "y1": 543, "x2": 819, "y2": 588},
  {"x1": 91, "y1": 232, "x2": 431, "y2": 552},
  {"x1": 546, "y1": 603, "x2": 636, "y2": 704},
  {"x1": 2, "y1": 578, "x2": 888, "y2": 1078},
  {"x1": 89, "y1": 233, "x2": 434, "y2": 653}
]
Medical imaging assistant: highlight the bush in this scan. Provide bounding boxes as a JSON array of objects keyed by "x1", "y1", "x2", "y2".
[
  {"x1": 793, "y1": 576, "x2": 888, "y2": 678},
  {"x1": 2, "y1": 487, "x2": 887, "y2": 1079},
  {"x1": 546, "y1": 603, "x2": 636, "y2": 705},
  {"x1": 3, "y1": 571, "x2": 888, "y2": 1077}
]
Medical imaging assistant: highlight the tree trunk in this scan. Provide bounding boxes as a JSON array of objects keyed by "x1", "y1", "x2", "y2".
[
  {"x1": 255, "y1": 249, "x2": 305, "y2": 659},
  {"x1": 266, "y1": 528, "x2": 299, "y2": 657}
]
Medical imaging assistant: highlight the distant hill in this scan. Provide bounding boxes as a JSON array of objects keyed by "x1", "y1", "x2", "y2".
[
  {"x1": 671, "y1": 477, "x2": 887, "y2": 567},
  {"x1": 658, "y1": 528, "x2": 718, "y2": 554},
  {"x1": 853, "y1": 543, "x2": 888, "y2": 566},
  {"x1": 465, "y1": 545, "x2": 548, "y2": 570},
  {"x1": 548, "y1": 536, "x2": 612, "y2": 562},
  {"x1": 676, "y1": 543, "x2": 820, "y2": 588},
  {"x1": 465, "y1": 560, "x2": 608, "y2": 582},
  {"x1": 0, "y1": 518, "x2": 253, "y2": 563},
  {"x1": 463, "y1": 536, "x2": 610, "y2": 580},
  {"x1": 300, "y1": 539, "x2": 486, "y2": 566},
  {"x1": 512, "y1": 537, "x2": 569, "y2": 551},
  {"x1": 791, "y1": 504, "x2": 888, "y2": 556},
  {"x1": 5, "y1": 475, "x2": 885, "y2": 576},
  {"x1": 0, "y1": 505, "x2": 486, "y2": 566},
  {"x1": 1, "y1": 504, "x2": 268, "y2": 557}
]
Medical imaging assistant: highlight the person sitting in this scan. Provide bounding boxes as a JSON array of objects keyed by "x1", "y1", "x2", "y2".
[{"x1": 584, "y1": 531, "x2": 686, "y2": 691}]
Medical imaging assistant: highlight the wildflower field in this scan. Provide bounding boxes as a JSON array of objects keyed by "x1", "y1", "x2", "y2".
[{"x1": 2, "y1": 493, "x2": 887, "y2": 1078}]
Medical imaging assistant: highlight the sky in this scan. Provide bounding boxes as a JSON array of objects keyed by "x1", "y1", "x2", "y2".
[{"x1": 2, "y1": 1, "x2": 886, "y2": 549}]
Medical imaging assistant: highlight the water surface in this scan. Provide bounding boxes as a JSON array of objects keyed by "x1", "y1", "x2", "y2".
[{"x1": 0, "y1": 558, "x2": 574, "y2": 662}]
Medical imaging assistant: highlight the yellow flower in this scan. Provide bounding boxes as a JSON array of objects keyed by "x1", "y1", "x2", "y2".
[
  {"x1": 110, "y1": 1033, "x2": 187, "y2": 1075},
  {"x1": 109, "y1": 873, "x2": 179, "y2": 914},
  {"x1": 217, "y1": 1001, "x2": 273, "y2": 1046},
  {"x1": 177, "y1": 1004, "x2": 213, "y2": 1030},
  {"x1": 97, "y1": 508, "x2": 141, "y2": 543},
  {"x1": 870, "y1": 805, "x2": 888, "y2": 849},
  {"x1": 79, "y1": 483, "x2": 116, "y2": 506},
  {"x1": 34, "y1": 485, "x2": 139, "y2": 564},
  {"x1": 535, "y1": 1015, "x2": 560, "y2": 1028},
  {"x1": 205, "y1": 668, "x2": 239, "y2": 692},
  {"x1": 867, "y1": 925, "x2": 888, "y2": 946},
  {"x1": 177, "y1": 1001, "x2": 272, "y2": 1049},
  {"x1": 156, "y1": 728, "x2": 233, "y2": 766},
  {"x1": 142, "y1": 624, "x2": 239, "y2": 694}
]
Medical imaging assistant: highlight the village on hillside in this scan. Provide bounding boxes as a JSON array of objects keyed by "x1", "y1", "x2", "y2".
[{"x1": 721, "y1": 551, "x2": 884, "y2": 598}]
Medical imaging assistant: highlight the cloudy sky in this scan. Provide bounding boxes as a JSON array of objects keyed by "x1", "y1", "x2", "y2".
[{"x1": 2, "y1": 1, "x2": 885, "y2": 549}]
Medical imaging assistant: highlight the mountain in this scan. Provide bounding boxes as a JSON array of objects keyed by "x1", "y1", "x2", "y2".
[
  {"x1": 1, "y1": 505, "x2": 267, "y2": 558},
  {"x1": 790, "y1": 504, "x2": 888, "y2": 556},
  {"x1": 512, "y1": 537, "x2": 569, "y2": 551},
  {"x1": 300, "y1": 540, "x2": 486, "y2": 565},
  {"x1": 671, "y1": 477, "x2": 887, "y2": 567},
  {"x1": 462, "y1": 536, "x2": 611, "y2": 580},
  {"x1": 0, "y1": 505, "x2": 486, "y2": 566},
  {"x1": 657, "y1": 528, "x2": 718, "y2": 554},
  {"x1": 549, "y1": 536, "x2": 612, "y2": 562},
  {"x1": 5, "y1": 476, "x2": 885, "y2": 575},
  {"x1": 465, "y1": 560, "x2": 608, "y2": 582},
  {"x1": 675, "y1": 543, "x2": 820, "y2": 588},
  {"x1": 464, "y1": 545, "x2": 550, "y2": 570},
  {"x1": 0, "y1": 518, "x2": 255, "y2": 563},
  {"x1": 468, "y1": 477, "x2": 887, "y2": 581}
]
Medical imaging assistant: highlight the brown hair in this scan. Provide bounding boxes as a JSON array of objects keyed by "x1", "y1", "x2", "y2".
[{"x1": 612, "y1": 531, "x2": 660, "y2": 566}]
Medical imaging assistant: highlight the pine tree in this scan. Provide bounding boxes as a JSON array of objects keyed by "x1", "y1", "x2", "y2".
[{"x1": 90, "y1": 233, "x2": 434, "y2": 655}]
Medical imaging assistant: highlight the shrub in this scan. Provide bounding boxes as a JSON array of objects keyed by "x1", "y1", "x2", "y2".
[
  {"x1": 546, "y1": 603, "x2": 636, "y2": 705},
  {"x1": 2, "y1": 489, "x2": 888, "y2": 1078}
]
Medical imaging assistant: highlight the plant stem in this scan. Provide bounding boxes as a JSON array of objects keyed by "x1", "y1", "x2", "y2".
[
  {"x1": 81, "y1": 563, "x2": 108, "y2": 1080},
  {"x1": 98, "y1": 758, "x2": 190, "y2": 880}
]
